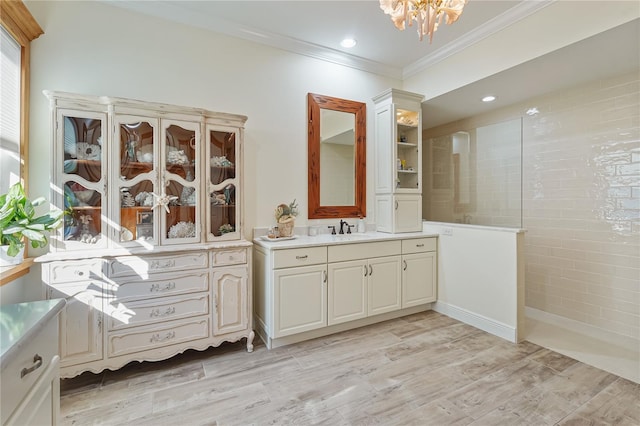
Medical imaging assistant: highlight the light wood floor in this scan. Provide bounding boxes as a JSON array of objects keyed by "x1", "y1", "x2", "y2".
[{"x1": 60, "y1": 311, "x2": 640, "y2": 425}]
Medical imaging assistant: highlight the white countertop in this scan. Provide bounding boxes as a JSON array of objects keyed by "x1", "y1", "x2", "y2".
[
  {"x1": 0, "y1": 299, "x2": 66, "y2": 369},
  {"x1": 253, "y1": 231, "x2": 438, "y2": 250}
]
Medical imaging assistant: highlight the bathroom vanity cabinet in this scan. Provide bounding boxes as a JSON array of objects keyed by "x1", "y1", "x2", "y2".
[
  {"x1": 1, "y1": 300, "x2": 65, "y2": 426},
  {"x1": 373, "y1": 89, "x2": 425, "y2": 233},
  {"x1": 254, "y1": 233, "x2": 437, "y2": 349},
  {"x1": 39, "y1": 92, "x2": 253, "y2": 378}
]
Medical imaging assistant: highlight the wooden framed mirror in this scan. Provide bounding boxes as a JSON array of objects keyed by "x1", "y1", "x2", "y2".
[{"x1": 307, "y1": 93, "x2": 366, "y2": 219}]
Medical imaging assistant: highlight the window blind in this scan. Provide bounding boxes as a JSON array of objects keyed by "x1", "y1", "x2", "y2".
[{"x1": 0, "y1": 25, "x2": 21, "y2": 193}]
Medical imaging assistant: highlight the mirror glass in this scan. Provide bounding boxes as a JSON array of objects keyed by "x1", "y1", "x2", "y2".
[
  {"x1": 308, "y1": 93, "x2": 366, "y2": 219},
  {"x1": 319, "y1": 109, "x2": 355, "y2": 206}
]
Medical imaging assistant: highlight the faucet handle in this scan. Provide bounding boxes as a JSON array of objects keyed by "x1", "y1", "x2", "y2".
[
  {"x1": 347, "y1": 224, "x2": 355, "y2": 234},
  {"x1": 328, "y1": 225, "x2": 336, "y2": 235}
]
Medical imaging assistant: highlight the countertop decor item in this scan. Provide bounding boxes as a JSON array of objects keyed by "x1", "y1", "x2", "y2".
[
  {"x1": 0, "y1": 183, "x2": 64, "y2": 265},
  {"x1": 274, "y1": 199, "x2": 298, "y2": 238}
]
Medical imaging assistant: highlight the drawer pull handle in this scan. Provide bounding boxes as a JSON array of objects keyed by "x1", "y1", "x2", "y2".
[
  {"x1": 20, "y1": 354, "x2": 43, "y2": 378},
  {"x1": 296, "y1": 255, "x2": 308, "y2": 260},
  {"x1": 150, "y1": 260, "x2": 176, "y2": 269},
  {"x1": 150, "y1": 331, "x2": 176, "y2": 343},
  {"x1": 403, "y1": 260, "x2": 408, "y2": 271},
  {"x1": 369, "y1": 265, "x2": 373, "y2": 276},
  {"x1": 323, "y1": 270, "x2": 327, "y2": 283},
  {"x1": 416, "y1": 244, "x2": 425, "y2": 248},
  {"x1": 364, "y1": 265, "x2": 368, "y2": 277},
  {"x1": 150, "y1": 307, "x2": 176, "y2": 318},
  {"x1": 150, "y1": 282, "x2": 176, "y2": 292}
]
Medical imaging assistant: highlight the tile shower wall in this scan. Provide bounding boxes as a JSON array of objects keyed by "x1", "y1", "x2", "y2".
[
  {"x1": 523, "y1": 72, "x2": 639, "y2": 340},
  {"x1": 424, "y1": 71, "x2": 639, "y2": 341}
]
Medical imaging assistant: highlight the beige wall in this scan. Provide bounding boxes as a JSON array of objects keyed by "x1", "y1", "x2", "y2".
[{"x1": 423, "y1": 71, "x2": 640, "y2": 341}]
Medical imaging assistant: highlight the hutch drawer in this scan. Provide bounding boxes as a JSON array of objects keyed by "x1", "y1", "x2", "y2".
[
  {"x1": 107, "y1": 317, "x2": 210, "y2": 357},
  {"x1": 108, "y1": 252, "x2": 209, "y2": 278},
  {"x1": 107, "y1": 293, "x2": 210, "y2": 331},
  {"x1": 211, "y1": 248, "x2": 247, "y2": 267},
  {"x1": 109, "y1": 271, "x2": 209, "y2": 302}
]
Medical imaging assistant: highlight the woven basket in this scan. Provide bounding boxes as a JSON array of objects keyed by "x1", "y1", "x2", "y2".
[{"x1": 278, "y1": 218, "x2": 295, "y2": 237}]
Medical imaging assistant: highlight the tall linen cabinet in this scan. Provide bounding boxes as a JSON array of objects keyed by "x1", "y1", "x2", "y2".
[
  {"x1": 39, "y1": 91, "x2": 253, "y2": 378},
  {"x1": 373, "y1": 89, "x2": 424, "y2": 233}
]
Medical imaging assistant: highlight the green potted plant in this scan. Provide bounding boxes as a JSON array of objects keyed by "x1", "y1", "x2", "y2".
[{"x1": 0, "y1": 182, "x2": 63, "y2": 266}]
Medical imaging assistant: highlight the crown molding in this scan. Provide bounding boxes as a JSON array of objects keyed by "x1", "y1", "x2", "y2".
[
  {"x1": 103, "y1": 0, "x2": 403, "y2": 80},
  {"x1": 104, "y1": 0, "x2": 554, "y2": 81},
  {"x1": 402, "y1": 0, "x2": 556, "y2": 79}
]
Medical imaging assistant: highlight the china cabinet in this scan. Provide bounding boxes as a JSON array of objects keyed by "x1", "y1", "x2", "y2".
[
  {"x1": 373, "y1": 89, "x2": 424, "y2": 233},
  {"x1": 39, "y1": 91, "x2": 253, "y2": 378}
]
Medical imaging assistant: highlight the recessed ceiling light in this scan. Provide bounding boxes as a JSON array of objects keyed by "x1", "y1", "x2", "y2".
[
  {"x1": 340, "y1": 38, "x2": 357, "y2": 48},
  {"x1": 482, "y1": 95, "x2": 496, "y2": 103}
]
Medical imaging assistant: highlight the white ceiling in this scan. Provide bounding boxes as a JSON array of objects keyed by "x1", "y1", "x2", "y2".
[{"x1": 105, "y1": 1, "x2": 638, "y2": 128}]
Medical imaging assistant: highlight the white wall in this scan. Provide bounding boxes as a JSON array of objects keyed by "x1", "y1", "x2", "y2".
[
  {"x1": 11, "y1": 0, "x2": 399, "y2": 300},
  {"x1": 24, "y1": 3, "x2": 398, "y2": 227},
  {"x1": 423, "y1": 222, "x2": 525, "y2": 342}
]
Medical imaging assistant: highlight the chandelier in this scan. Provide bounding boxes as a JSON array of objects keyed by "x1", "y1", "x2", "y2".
[{"x1": 379, "y1": 0, "x2": 468, "y2": 42}]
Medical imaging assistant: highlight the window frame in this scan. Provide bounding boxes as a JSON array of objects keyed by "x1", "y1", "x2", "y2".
[{"x1": 0, "y1": 0, "x2": 44, "y2": 285}]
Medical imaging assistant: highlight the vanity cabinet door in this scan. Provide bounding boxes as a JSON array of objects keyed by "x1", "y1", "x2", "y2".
[
  {"x1": 273, "y1": 265, "x2": 326, "y2": 337},
  {"x1": 48, "y1": 282, "x2": 103, "y2": 368},
  {"x1": 328, "y1": 260, "x2": 367, "y2": 325},
  {"x1": 367, "y1": 256, "x2": 402, "y2": 316},
  {"x1": 402, "y1": 252, "x2": 436, "y2": 307},
  {"x1": 394, "y1": 195, "x2": 422, "y2": 233}
]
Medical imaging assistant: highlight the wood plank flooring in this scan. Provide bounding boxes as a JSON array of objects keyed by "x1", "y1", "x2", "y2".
[{"x1": 60, "y1": 311, "x2": 640, "y2": 425}]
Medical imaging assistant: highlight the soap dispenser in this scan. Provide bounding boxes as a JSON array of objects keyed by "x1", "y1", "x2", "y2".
[{"x1": 357, "y1": 216, "x2": 366, "y2": 233}]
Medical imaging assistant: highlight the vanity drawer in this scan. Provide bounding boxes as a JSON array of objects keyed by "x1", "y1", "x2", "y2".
[
  {"x1": 1, "y1": 319, "x2": 57, "y2": 425},
  {"x1": 273, "y1": 247, "x2": 327, "y2": 269},
  {"x1": 108, "y1": 252, "x2": 208, "y2": 278},
  {"x1": 328, "y1": 240, "x2": 401, "y2": 262},
  {"x1": 49, "y1": 259, "x2": 104, "y2": 283},
  {"x1": 402, "y1": 237, "x2": 437, "y2": 254},
  {"x1": 107, "y1": 317, "x2": 209, "y2": 357},
  {"x1": 211, "y1": 248, "x2": 247, "y2": 267},
  {"x1": 110, "y1": 271, "x2": 209, "y2": 302},
  {"x1": 107, "y1": 293, "x2": 209, "y2": 331}
]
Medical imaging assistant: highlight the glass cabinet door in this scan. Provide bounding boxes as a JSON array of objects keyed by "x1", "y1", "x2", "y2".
[
  {"x1": 395, "y1": 108, "x2": 421, "y2": 192},
  {"x1": 160, "y1": 120, "x2": 200, "y2": 245},
  {"x1": 113, "y1": 116, "x2": 158, "y2": 245},
  {"x1": 57, "y1": 109, "x2": 108, "y2": 250},
  {"x1": 206, "y1": 125, "x2": 240, "y2": 240}
]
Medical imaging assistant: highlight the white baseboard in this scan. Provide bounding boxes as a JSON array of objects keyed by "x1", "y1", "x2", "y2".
[
  {"x1": 525, "y1": 307, "x2": 639, "y2": 383},
  {"x1": 433, "y1": 301, "x2": 517, "y2": 343},
  {"x1": 525, "y1": 307, "x2": 639, "y2": 353}
]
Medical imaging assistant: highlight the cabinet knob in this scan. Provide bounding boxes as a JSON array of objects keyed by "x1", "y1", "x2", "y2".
[
  {"x1": 75, "y1": 270, "x2": 84, "y2": 276},
  {"x1": 416, "y1": 244, "x2": 424, "y2": 248},
  {"x1": 295, "y1": 255, "x2": 308, "y2": 260}
]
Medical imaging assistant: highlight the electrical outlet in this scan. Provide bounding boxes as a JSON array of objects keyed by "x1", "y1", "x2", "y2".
[{"x1": 441, "y1": 227, "x2": 453, "y2": 236}]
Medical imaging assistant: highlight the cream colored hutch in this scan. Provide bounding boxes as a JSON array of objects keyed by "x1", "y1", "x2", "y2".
[
  {"x1": 373, "y1": 89, "x2": 424, "y2": 233},
  {"x1": 38, "y1": 91, "x2": 253, "y2": 378}
]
